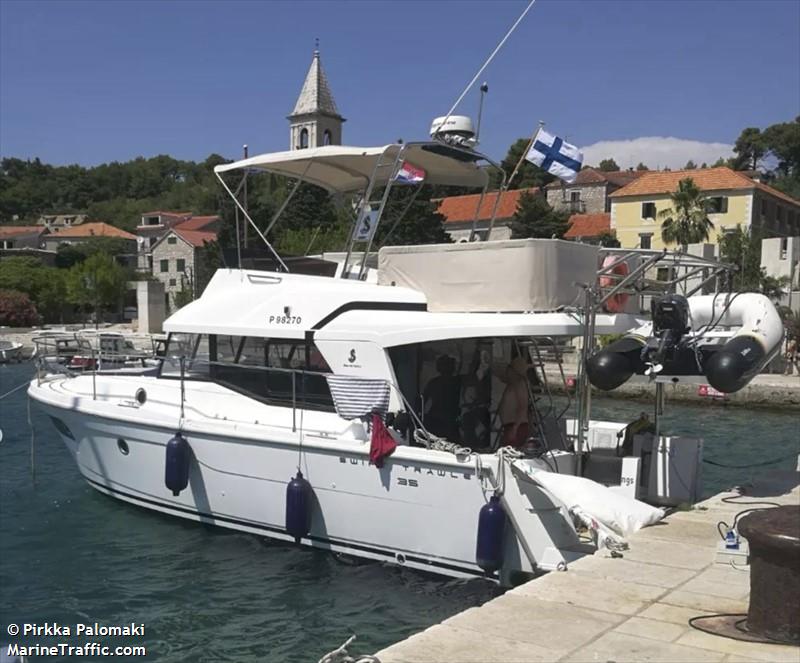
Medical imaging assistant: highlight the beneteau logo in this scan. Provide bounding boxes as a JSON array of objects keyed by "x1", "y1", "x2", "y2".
[{"x1": 348, "y1": 349, "x2": 357, "y2": 363}]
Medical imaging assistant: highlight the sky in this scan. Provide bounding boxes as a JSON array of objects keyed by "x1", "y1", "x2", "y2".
[{"x1": 1, "y1": 0, "x2": 798, "y2": 170}]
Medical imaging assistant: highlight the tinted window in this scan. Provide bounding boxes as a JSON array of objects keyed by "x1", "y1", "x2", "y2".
[{"x1": 209, "y1": 336, "x2": 333, "y2": 410}]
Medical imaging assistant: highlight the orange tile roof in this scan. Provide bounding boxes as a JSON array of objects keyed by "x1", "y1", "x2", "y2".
[
  {"x1": 173, "y1": 229, "x2": 217, "y2": 248},
  {"x1": 0, "y1": 225, "x2": 45, "y2": 239},
  {"x1": 564, "y1": 213, "x2": 611, "y2": 239},
  {"x1": 609, "y1": 167, "x2": 800, "y2": 207},
  {"x1": 50, "y1": 222, "x2": 136, "y2": 240},
  {"x1": 436, "y1": 188, "x2": 539, "y2": 224},
  {"x1": 175, "y1": 215, "x2": 219, "y2": 231}
]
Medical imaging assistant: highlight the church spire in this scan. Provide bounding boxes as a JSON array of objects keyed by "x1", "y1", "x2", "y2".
[
  {"x1": 289, "y1": 46, "x2": 342, "y2": 121},
  {"x1": 288, "y1": 46, "x2": 345, "y2": 150}
]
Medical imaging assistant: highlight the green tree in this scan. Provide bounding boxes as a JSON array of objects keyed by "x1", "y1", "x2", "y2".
[
  {"x1": 597, "y1": 158, "x2": 620, "y2": 172},
  {"x1": 490, "y1": 138, "x2": 555, "y2": 189},
  {"x1": 65, "y1": 252, "x2": 128, "y2": 322},
  {"x1": 595, "y1": 230, "x2": 621, "y2": 247},
  {"x1": 510, "y1": 192, "x2": 570, "y2": 239},
  {"x1": 635, "y1": 162, "x2": 649, "y2": 171},
  {"x1": 657, "y1": 177, "x2": 714, "y2": 251},
  {"x1": 718, "y1": 226, "x2": 790, "y2": 301},
  {"x1": 374, "y1": 187, "x2": 452, "y2": 246},
  {"x1": 684, "y1": 160, "x2": 697, "y2": 170},
  {"x1": 172, "y1": 274, "x2": 195, "y2": 310},
  {"x1": 731, "y1": 127, "x2": 766, "y2": 171}
]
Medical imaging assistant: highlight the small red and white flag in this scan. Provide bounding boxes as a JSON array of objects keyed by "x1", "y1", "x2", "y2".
[{"x1": 393, "y1": 161, "x2": 426, "y2": 184}]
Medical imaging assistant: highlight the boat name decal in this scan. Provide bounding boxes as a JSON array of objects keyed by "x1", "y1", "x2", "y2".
[{"x1": 337, "y1": 456, "x2": 471, "y2": 480}]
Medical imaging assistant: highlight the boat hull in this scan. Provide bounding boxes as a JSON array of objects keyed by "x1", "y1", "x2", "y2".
[{"x1": 30, "y1": 374, "x2": 584, "y2": 581}]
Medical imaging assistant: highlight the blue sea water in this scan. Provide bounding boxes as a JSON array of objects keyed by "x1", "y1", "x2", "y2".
[{"x1": 0, "y1": 363, "x2": 797, "y2": 661}]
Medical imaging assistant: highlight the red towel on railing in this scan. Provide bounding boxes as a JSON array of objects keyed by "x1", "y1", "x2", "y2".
[{"x1": 370, "y1": 413, "x2": 397, "y2": 468}]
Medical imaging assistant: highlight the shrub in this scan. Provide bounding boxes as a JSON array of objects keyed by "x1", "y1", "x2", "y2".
[{"x1": 0, "y1": 289, "x2": 40, "y2": 327}]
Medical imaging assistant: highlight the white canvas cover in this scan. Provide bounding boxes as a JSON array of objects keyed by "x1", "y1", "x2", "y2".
[
  {"x1": 378, "y1": 239, "x2": 599, "y2": 312},
  {"x1": 214, "y1": 143, "x2": 489, "y2": 193}
]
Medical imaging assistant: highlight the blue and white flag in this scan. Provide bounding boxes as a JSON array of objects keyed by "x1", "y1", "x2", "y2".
[{"x1": 525, "y1": 130, "x2": 584, "y2": 183}]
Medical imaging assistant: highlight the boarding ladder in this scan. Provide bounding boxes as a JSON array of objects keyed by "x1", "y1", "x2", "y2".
[
  {"x1": 341, "y1": 146, "x2": 405, "y2": 280},
  {"x1": 522, "y1": 337, "x2": 572, "y2": 455}
]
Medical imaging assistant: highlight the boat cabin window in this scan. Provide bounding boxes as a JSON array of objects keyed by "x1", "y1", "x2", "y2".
[
  {"x1": 160, "y1": 333, "x2": 207, "y2": 377},
  {"x1": 160, "y1": 333, "x2": 333, "y2": 410},
  {"x1": 389, "y1": 337, "x2": 551, "y2": 451}
]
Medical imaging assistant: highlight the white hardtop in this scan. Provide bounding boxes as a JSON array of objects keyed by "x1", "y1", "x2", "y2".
[
  {"x1": 163, "y1": 268, "x2": 426, "y2": 340},
  {"x1": 163, "y1": 268, "x2": 643, "y2": 346},
  {"x1": 214, "y1": 143, "x2": 489, "y2": 193},
  {"x1": 321, "y1": 309, "x2": 642, "y2": 345}
]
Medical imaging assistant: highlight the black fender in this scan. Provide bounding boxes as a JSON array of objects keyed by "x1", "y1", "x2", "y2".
[{"x1": 586, "y1": 336, "x2": 647, "y2": 391}]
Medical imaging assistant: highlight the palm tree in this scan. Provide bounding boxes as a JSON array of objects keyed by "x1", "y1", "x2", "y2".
[{"x1": 658, "y1": 177, "x2": 714, "y2": 252}]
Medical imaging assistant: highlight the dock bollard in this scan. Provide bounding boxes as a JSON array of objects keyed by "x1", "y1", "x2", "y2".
[{"x1": 738, "y1": 505, "x2": 800, "y2": 645}]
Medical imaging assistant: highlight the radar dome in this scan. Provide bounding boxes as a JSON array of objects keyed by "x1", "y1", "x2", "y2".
[{"x1": 430, "y1": 115, "x2": 477, "y2": 148}]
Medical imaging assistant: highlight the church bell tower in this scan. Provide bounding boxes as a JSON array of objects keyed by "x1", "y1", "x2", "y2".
[{"x1": 288, "y1": 46, "x2": 344, "y2": 150}]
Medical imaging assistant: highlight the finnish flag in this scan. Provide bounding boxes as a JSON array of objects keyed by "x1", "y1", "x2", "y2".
[{"x1": 525, "y1": 130, "x2": 584, "y2": 183}]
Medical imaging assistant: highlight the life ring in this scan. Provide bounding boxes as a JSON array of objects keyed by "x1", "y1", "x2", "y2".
[{"x1": 599, "y1": 256, "x2": 630, "y2": 313}]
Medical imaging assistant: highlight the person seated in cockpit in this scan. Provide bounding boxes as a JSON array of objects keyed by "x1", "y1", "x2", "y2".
[
  {"x1": 423, "y1": 354, "x2": 461, "y2": 442},
  {"x1": 496, "y1": 356, "x2": 531, "y2": 448}
]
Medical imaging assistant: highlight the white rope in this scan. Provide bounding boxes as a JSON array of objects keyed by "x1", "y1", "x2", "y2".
[
  {"x1": 318, "y1": 635, "x2": 381, "y2": 663},
  {"x1": 436, "y1": 0, "x2": 537, "y2": 134}
]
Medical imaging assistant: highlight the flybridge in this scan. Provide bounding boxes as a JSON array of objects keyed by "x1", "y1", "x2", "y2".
[
  {"x1": 213, "y1": 141, "x2": 506, "y2": 280},
  {"x1": 163, "y1": 269, "x2": 427, "y2": 340}
]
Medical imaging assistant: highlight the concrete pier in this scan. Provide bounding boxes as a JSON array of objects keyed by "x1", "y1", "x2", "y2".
[{"x1": 375, "y1": 471, "x2": 800, "y2": 662}]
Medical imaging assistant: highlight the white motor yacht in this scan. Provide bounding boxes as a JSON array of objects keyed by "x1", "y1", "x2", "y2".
[{"x1": 28, "y1": 140, "x2": 783, "y2": 583}]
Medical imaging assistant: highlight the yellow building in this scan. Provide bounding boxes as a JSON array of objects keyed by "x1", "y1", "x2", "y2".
[{"x1": 609, "y1": 167, "x2": 800, "y2": 249}]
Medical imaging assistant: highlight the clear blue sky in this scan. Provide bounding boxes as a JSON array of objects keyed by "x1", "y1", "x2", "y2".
[{"x1": 1, "y1": 0, "x2": 798, "y2": 167}]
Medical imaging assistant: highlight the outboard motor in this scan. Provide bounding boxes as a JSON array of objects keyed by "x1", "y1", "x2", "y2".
[
  {"x1": 642, "y1": 295, "x2": 691, "y2": 374},
  {"x1": 587, "y1": 292, "x2": 784, "y2": 394}
]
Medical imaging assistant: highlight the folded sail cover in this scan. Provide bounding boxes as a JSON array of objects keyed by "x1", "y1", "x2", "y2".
[{"x1": 326, "y1": 376, "x2": 391, "y2": 420}]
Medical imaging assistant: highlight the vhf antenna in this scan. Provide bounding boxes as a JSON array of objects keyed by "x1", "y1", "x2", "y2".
[{"x1": 475, "y1": 82, "x2": 489, "y2": 143}]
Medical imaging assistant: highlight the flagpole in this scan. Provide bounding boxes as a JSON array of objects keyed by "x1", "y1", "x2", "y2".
[
  {"x1": 485, "y1": 121, "x2": 543, "y2": 241},
  {"x1": 506, "y1": 120, "x2": 544, "y2": 190}
]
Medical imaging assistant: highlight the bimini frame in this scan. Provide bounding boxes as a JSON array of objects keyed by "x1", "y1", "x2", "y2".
[{"x1": 213, "y1": 141, "x2": 506, "y2": 279}]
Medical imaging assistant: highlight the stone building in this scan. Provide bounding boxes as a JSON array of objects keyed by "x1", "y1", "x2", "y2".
[
  {"x1": 150, "y1": 228, "x2": 216, "y2": 310},
  {"x1": 288, "y1": 48, "x2": 344, "y2": 150},
  {"x1": 545, "y1": 168, "x2": 644, "y2": 215},
  {"x1": 37, "y1": 214, "x2": 87, "y2": 230},
  {"x1": 136, "y1": 211, "x2": 219, "y2": 271}
]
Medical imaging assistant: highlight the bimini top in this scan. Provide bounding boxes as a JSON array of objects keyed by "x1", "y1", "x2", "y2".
[{"x1": 213, "y1": 143, "x2": 491, "y2": 193}]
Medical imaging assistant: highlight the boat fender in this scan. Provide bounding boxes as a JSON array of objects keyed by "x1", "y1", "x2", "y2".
[
  {"x1": 599, "y1": 256, "x2": 630, "y2": 313},
  {"x1": 285, "y1": 471, "x2": 314, "y2": 542},
  {"x1": 475, "y1": 495, "x2": 506, "y2": 574},
  {"x1": 585, "y1": 335, "x2": 647, "y2": 391},
  {"x1": 164, "y1": 432, "x2": 190, "y2": 497},
  {"x1": 704, "y1": 335, "x2": 771, "y2": 393}
]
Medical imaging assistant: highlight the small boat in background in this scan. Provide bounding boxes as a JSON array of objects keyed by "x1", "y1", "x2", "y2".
[{"x1": 0, "y1": 339, "x2": 23, "y2": 363}]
